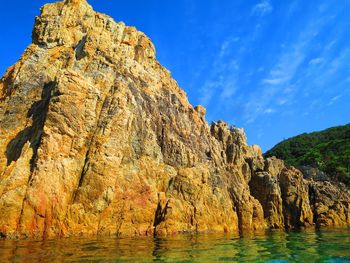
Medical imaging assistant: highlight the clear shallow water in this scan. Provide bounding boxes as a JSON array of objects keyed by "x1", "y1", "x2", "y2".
[{"x1": 0, "y1": 229, "x2": 350, "y2": 262}]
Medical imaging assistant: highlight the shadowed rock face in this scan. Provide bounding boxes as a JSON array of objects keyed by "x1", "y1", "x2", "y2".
[{"x1": 0, "y1": 0, "x2": 349, "y2": 239}]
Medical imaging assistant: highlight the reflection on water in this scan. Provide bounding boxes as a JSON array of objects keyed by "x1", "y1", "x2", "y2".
[{"x1": 0, "y1": 229, "x2": 350, "y2": 262}]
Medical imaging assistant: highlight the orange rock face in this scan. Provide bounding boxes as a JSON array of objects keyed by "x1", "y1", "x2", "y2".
[{"x1": 0, "y1": 0, "x2": 349, "y2": 239}]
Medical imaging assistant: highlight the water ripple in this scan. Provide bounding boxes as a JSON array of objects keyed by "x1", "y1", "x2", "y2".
[{"x1": 0, "y1": 229, "x2": 350, "y2": 262}]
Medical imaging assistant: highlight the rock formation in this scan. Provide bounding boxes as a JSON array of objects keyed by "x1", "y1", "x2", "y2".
[{"x1": 0, "y1": 0, "x2": 349, "y2": 239}]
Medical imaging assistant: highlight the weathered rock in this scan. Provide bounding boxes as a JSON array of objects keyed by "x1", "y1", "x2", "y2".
[
  {"x1": 279, "y1": 167, "x2": 314, "y2": 229},
  {"x1": 249, "y1": 171, "x2": 284, "y2": 229},
  {"x1": 0, "y1": 0, "x2": 349, "y2": 239},
  {"x1": 299, "y1": 165, "x2": 330, "y2": 181},
  {"x1": 264, "y1": 157, "x2": 284, "y2": 177},
  {"x1": 309, "y1": 181, "x2": 350, "y2": 228}
]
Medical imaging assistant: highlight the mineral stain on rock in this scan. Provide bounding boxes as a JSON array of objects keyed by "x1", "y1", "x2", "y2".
[{"x1": 0, "y1": 0, "x2": 349, "y2": 239}]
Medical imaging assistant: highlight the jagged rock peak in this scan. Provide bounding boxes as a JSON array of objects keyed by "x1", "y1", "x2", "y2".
[
  {"x1": 64, "y1": 0, "x2": 88, "y2": 5},
  {"x1": 33, "y1": 0, "x2": 157, "y2": 59},
  {"x1": 0, "y1": 0, "x2": 349, "y2": 239}
]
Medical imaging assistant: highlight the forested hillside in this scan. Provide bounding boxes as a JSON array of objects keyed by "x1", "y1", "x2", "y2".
[{"x1": 264, "y1": 124, "x2": 350, "y2": 185}]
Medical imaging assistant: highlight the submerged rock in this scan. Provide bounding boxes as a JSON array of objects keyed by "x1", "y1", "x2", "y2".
[{"x1": 0, "y1": 0, "x2": 349, "y2": 239}]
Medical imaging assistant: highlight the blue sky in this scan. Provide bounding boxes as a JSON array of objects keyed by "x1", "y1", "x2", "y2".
[{"x1": 1, "y1": 0, "x2": 349, "y2": 151}]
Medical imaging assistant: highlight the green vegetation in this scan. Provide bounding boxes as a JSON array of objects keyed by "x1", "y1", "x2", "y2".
[{"x1": 264, "y1": 124, "x2": 350, "y2": 185}]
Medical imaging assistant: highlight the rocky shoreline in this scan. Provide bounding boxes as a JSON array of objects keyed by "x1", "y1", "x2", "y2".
[{"x1": 0, "y1": 0, "x2": 349, "y2": 239}]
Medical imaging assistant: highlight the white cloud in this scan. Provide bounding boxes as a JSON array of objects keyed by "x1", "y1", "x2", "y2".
[
  {"x1": 219, "y1": 37, "x2": 241, "y2": 58},
  {"x1": 264, "y1": 108, "x2": 276, "y2": 114},
  {"x1": 261, "y1": 44, "x2": 306, "y2": 86},
  {"x1": 197, "y1": 1, "x2": 345, "y2": 130},
  {"x1": 220, "y1": 83, "x2": 236, "y2": 100},
  {"x1": 199, "y1": 71, "x2": 239, "y2": 106},
  {"x1": 326, "y1": 49, "x2": 349, "y2": 75},
  {"x1": 199, "y1": 82, "x2": 215, "y2": 106},
  {"x1": 199, "y1": 43, "x2": 241, "y2": 106},
  {"x1": 327, "y1": 95, "x2": 341, "y2": 106},
  {"x1": 309, "y1": 57, "x2": 324, "y2": 65},
  {"x1": 325, "y1": 40, "x2": 337, "y2": 51},
  {"x1": 262, "y1": 78, "x2": 287, "y2": 85},
  {"x1": 277, "y1": 98, "x2": 288, "y2": 105},
  {"x1": 219, "y1": 41, "x2": 231, "y2": 58},
  {"x1": 252, "y1": 0, "x2": 273, "y2": 16},
  {"x1": 241, "y1": 16, "x2": 327, "y2": 125}
]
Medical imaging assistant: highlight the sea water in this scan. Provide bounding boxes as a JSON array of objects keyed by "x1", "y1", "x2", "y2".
[{"x1": 0, "y1": 229, "x2": 349, "y2": 262}]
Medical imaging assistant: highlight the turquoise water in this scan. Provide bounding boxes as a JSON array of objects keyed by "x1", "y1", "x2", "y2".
[{"x1": 0, "y1": 229, "x2": 349, "y2": 262}]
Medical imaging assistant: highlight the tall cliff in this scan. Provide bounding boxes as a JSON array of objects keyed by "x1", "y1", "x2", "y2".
[{"x1": 0, "y1": 0, "x2": 349, "y2": 239}]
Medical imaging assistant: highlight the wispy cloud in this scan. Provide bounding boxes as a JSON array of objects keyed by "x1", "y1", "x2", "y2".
[
  {"x1": 327, "y1": 95, "x2": 341, "y2": 106},
  {"x1": 325, "y1": 49, "x2": 349, "y2": 76},
  {"x1": 193, "y1": 0, "x2": 348, "y2": 151},
  {"x1": 309, "y1": 57, "x2": 324, "y2": 65},
  {"x1": 261, "y1": 38, "x2": 309, "y2": 86},
  {"x1": 219, "y1": 37, "x2": 240, "y2": 58},
  {"x1": 241, "y1": 14, "x2": 330, "y2": 125},
  {"x1": 262, "y1": 78, "x2": 287, "y2": 85},
  {"x1": 199, "y1": 40, "x2": 241, "y2": 107},
  {"x1": 263, "y1": 108, "x2": 276, "y2": 114},
  {"x1": 199, "y1": 62, "x2": 239, "y2": 106},
  {"x1": 252, "y1": 0, "x2": 273, "y2": 16},
  {"x1": 307, "y1": 48, "x2": 350, "y2": 90}
]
